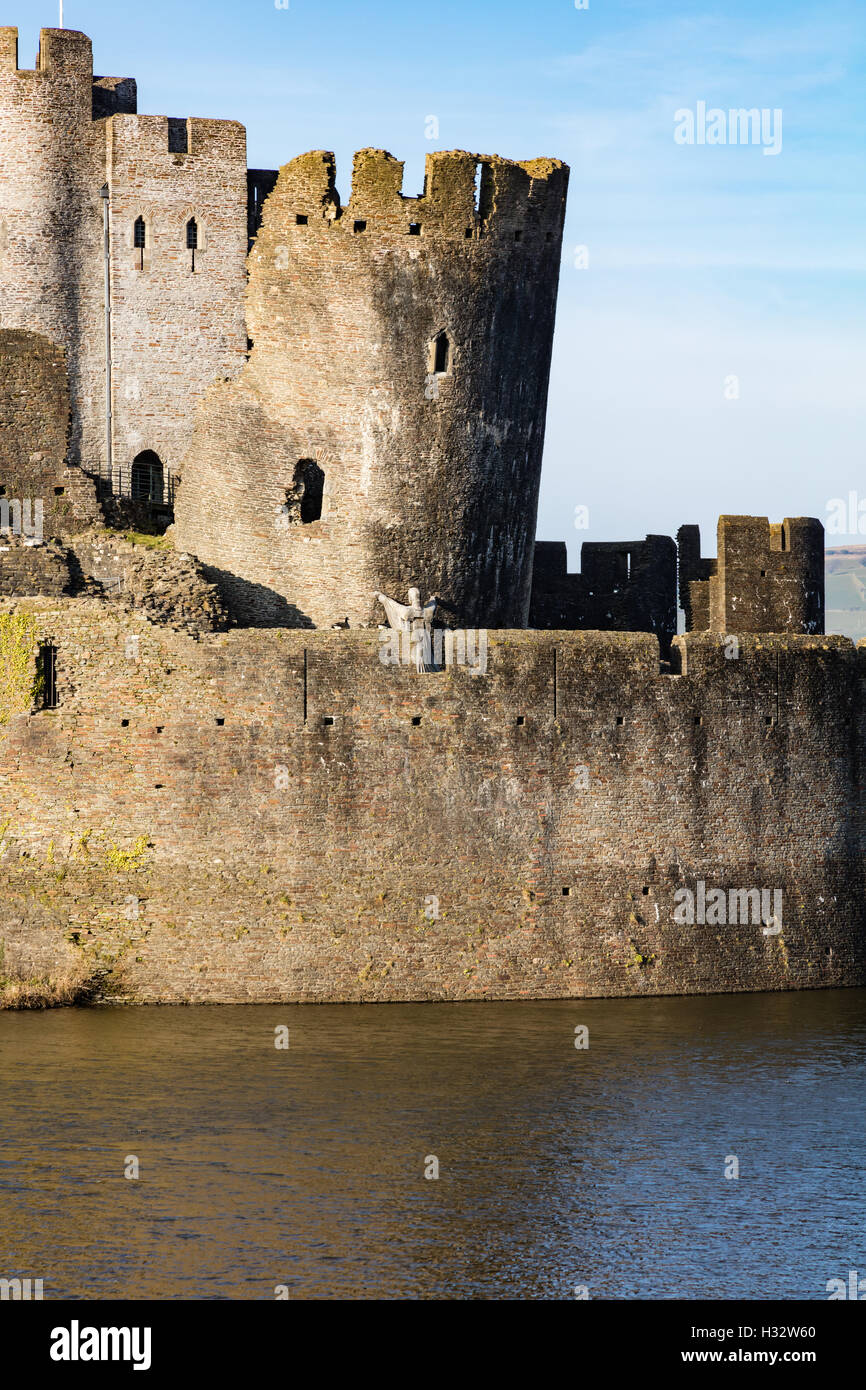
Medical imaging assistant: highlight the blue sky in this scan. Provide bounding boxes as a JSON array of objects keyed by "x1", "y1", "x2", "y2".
[{"x1": 13, "y1": 0, "x2": 866, "y2": 561}]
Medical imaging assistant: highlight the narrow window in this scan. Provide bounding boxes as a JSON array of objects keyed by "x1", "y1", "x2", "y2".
[
  {"x1": 353, "y1": 220, "x2": 367, "y2": 234},
  {"x1": 134, "y1": 216, "x2": 146, "y2": 271},
  {"x1": 432, "y1": 331, "x2": 450, "y2": 375},
  {"x1": 38, "y1": 644, "x2": 58, "y2": 710},
  {"x1": 408, "y1": 223, "x2": 422, "y2": 235},
  {"x1": 294, "y1": 458, "x2": 324, "y2": 524},
  {"x1": 186, "y1": 217, "x2": 198, "y2": 272},
  {"x1": 781, "y1": 525, "x2": 787, "y2": 551},
  {"x1": 296, "y1": 214, "x2": 308, "y2": 226}
]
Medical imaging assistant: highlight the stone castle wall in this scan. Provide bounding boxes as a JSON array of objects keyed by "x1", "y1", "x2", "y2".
[
  {"x1": 174, "y1": 148, "x2": 569, "y2": 629},
  {"x1": 0, "y1": 28, "x2": 248, "y2": 486},
  {"x1": 0, "y1": 329, "x2": 103, "y2": 540},
  {"x1": 1, "y1": 606, "x2": 862, "y2": 1003},
  {"x1": 0, "y1": 30, "x2": 108, "y2": 475},
  {"x1": 680, "y1": 516, "x2": 825, "y2": 634},
  {"x1": 105, "y1": 111, "x2": 248, "y2": 486}
]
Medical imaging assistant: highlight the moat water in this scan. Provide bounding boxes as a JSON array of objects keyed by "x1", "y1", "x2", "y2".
[{"x1": 1, "y1": 990, "x2": 864, "y2": 1300}]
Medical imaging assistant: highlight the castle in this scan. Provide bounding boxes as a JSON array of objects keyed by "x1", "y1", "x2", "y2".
[{"x1": 1, "y1": 28, "x2": 861, "y2": 1007}]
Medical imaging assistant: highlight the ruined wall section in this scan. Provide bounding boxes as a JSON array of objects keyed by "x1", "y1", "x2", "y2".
[
  {"x1": 0, "y1": 614, "x2": 862, "y2": 1003},
  {"x1": 677, "y1": 523, "x2": 715, "y2": 631},
  {"x1": 529, "y1": 535, "x2": 677, "y2": 649},
  {"x1": 711, "y1": 516, "x2": 824, "y2": 634},
  {"x1": 175, "y1": 148, "x2": 569, "y2": 628},
  {"x1": 0, "y1": 330, "x2": 103, "y2": 538},
  {"x1": 0, "y1": 29, "x2": 110, "y2": 475},
  {"x1": 681, "y1": 518, "x2": 824, "y2": 634},
  {"x1": 106, "y1": 113, "x2": 249, "y2": 490}
]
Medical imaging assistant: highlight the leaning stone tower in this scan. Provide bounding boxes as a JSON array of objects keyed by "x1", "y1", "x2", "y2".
[{"x1": 174, "y1": 148, "x2": 569, "y2": 628}]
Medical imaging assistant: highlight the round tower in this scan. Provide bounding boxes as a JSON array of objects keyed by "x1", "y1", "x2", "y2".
[
  {"x1": 174, "y1": 147, "x2": 569, "y2": 628},
  {"x1": 0, "y1": 28, "x2": 107, "y2": 473}
]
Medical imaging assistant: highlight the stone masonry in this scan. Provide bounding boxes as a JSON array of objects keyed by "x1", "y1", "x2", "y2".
[
  {"x1": 174, "y1": 149, "x2": 568, "y2": 628},
  {"x1": 0, "y1": 23, "x2": 858, "y2": 1007},
  {"x1": 0, "y1": 27, "x2": 248, "y2": 492},
  {"x1": 1, "y1": 605, "x2": 862, "y2": 1003}
]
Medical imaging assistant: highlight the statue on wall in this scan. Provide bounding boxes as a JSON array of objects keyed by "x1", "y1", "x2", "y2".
[{"x1": 377, "y1": 587, "x2": 438, "y2": 672}]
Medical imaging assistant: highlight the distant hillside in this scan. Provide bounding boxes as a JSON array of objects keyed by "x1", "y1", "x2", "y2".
[{"x1": 826, "y1": 546, "x2": 866, "y2": 641}]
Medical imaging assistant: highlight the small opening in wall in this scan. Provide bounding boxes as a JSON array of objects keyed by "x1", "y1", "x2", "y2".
[
  {"x1": 430, "y1": 330, "x2": 450, "y2": 376},
  {"x1": 765, "y1": 716, "x2": 774, "y2": 725},
  {"x1": 694, "y1": 715, "x2": 702, "y2": 726},
  {"x1": 167, "y1": 117, "x2": 188, "y2": 154},
  {"x1": 353, "y1": 220, "x2": 367, "y2": 233},
  {"x1": 38, "y1": 644, "x2": 57, "y2": 710},
  {"x1": 0, "y1": 486, "x2": 5, "y2": 496},
  {"x1": 121, "y1": 719, "x2": 129, "y2": 727},
  {"x1": 516, "y1": 715, "x2": 525, "y2": 725},
  {"x1": 562, "y1": 886, "x2": 571, "y2": 896},
  {"x1": 464, "y1": 227, "x2": 473, "y2": 239},
  {"x1": 514, "y1": 229, "x2": 523, "y2": 241},
  {"x1": 616, "y1": 715, "x2": 625, "y2": 725},
  {"x1": 215, "y1": 717, "x2": 225, "y2": 727},
  {"x1": 154, "y1": 784, "x2": 164, "y2": 789},
  {"x1": 131, "y1": 450, "x2": 165, "y2": 506},
  {"x1": 641, "y1": 886, "x2": 650, "y2": 895},
  {"x1": 760, "y1": 569, "x2": 766, "y2": 577},
  {"x1": 546, "y1": 231, "x2": 553, "y2": 242},
  {"x1": 473, "y1": 161, "x2": 484, "y2": 213},
  {"x1": 155, "y1": 726, "x2": 164, "y2": 734},
  {"x1": 781, "y1": 525, "x2": 787, "y2": 551},
  {"x1": 323, "y1": 715, "x2": 335, "y2": 726},
  {"x1": 186, "y1": 216, "x2": 198, "y2": 271},
  {"x1": 296, "y1": 214, "x2": 308, "y2": 225},
  {"x1": 411, "y1": 716, "x2": 422, "y2": 726},
  {"x1": 293, "y1": 458, "x2": 324, "y2": 524},
  {"x1": 134, "y1": 215, "x2": 146, "y2": 270},
  {"x1": 54, "y1": 486, "x2": 65, "y2": 495},
  {"x1": 408, "y1": 223, "x2": 422, "y2": 235}
]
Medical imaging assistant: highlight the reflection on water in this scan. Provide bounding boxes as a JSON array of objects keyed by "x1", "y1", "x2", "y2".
[{"x1": 1, "y1": 990, "x2": 864, "y2": 1300}]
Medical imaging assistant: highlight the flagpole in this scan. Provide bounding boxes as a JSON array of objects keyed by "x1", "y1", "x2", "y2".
[{"x1": 59, "y1": 2, "x2": 64, "y2": 28}]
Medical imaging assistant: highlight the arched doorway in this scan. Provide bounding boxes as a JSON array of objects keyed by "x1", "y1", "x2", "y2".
[{"x1": 131, "y1": 450, "x2": 164, "y2": 505}]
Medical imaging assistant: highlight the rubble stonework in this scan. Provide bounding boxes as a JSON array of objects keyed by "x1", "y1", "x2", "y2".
[
  {"x1": 0, "y1": 24, "x2": 854, "y2": 1006},
  {"x1": 0, "y1": 612, "x2": 862, "y2": 1004}
]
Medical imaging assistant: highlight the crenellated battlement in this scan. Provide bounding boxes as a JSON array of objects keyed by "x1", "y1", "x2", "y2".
[
  {"x1": 107, "y1": 113, "x2": 246, "y2": 162},
  {"x1": 0, "y1": 27, "x2": 93, "y2": 80},
  {"x1": 1, "y1": 27, "x2": 136, "y2": 127},
  {"x1": 265, "y1": 147, "x2": 568, "y2": 243},
  {"x1": 681, "y1": 516, "x2": 825, "y2": 636}
]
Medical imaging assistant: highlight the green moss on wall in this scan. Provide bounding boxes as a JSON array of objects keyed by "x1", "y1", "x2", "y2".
[{"x1": 0, "y1": 613, "x2": 39, "y2": 724}]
